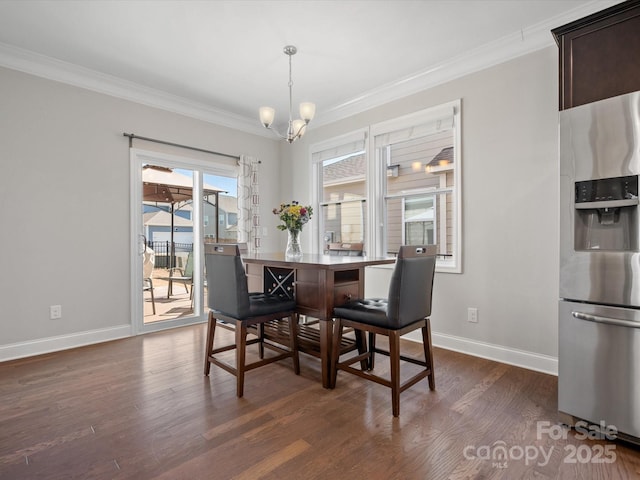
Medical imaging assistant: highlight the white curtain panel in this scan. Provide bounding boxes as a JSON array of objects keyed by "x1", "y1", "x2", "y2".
[{"x1": 238, "y1": 155, "x2": 261, "y2": 252}]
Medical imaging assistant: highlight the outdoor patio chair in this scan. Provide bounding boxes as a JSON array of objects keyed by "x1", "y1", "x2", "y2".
[
  {"x1": 167, "y1": 251, "x2": 193, "y2": 298},
  {"x1": 143, "y1": 246, "x2": 156, "y2": 315},
  {"x1": 331, "y1": 245, "x2": 437, "y2": 416}
]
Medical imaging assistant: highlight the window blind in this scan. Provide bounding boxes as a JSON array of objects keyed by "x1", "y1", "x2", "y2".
[
  {"x1": 311, "y1": 130, "x2": 367, "y2": 164},
  {"x1": 373, "y1": 106, "x2": 454, "y2": 148}
]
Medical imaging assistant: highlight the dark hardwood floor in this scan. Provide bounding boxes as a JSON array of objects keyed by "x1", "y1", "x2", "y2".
[{"x1": 1, "y1": 323, "x2": 639, "y2": 479}]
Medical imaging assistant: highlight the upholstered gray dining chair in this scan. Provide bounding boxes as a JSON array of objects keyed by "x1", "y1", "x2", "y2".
[
  {"x1": 331, "y1": 245, "x2": 437, "y2": 416},
  {"x1": 203, "y1": 243, "x2": 300, "y2": 397}
]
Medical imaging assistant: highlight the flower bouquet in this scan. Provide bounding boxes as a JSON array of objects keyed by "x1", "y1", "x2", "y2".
[{"x1": 273, "y1": 201, "x2": 313, "y2": 259}]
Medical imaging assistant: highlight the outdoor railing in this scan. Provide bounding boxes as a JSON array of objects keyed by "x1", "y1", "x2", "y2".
[
  {"x1": 149, "y1": 241, "x2": 192, "y2": 269},
  {"x1": 148, "y1": 239, "x2": 239, "y2": 269}
]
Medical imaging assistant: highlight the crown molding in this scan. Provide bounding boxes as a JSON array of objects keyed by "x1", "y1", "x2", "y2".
[
  {"x1": 0, "y1": 1, "x2": 620, "y2": 134},
  {"x1": 0, "y1": 41, "x2": 269, "y2": 137},
  {"x1": 313, "y1": 0, "x2": 621, "y2": 127}
]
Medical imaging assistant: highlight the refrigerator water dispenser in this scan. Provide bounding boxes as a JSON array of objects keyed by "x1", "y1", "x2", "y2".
[{"x1": 574, "y1": 175, "x2": 639, "y2": 251}]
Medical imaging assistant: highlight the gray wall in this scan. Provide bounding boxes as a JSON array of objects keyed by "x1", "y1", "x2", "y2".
[
  {"x1": 286, "y1": 47, "x2": 560, "y2": 373},
  {"x1": 0, "y1": 66, "x2": 285, "y2": 355},
  {"x1": 0, "y1": 46, "x2": 560, "y2": 373}
]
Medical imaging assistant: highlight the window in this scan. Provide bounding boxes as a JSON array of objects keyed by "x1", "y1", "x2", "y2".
[
  {"x1": 373, "y1": 101, "x2": 461, "y2": 272},
  {"x1": 312, "y1": 131, "x2": 368, "y2": 254},
  {"x1": 311, "y1": 100, "x2": 461, "y2": 272},
  {"x1": 403, "y1": 195, "x2": 435, "y2": 245},
  {"x1": 203, "y1": 174, "x2": 239, "y2": 243}
]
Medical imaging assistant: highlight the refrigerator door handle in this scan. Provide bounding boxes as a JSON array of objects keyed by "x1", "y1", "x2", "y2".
[{"x1": 572, "y1": 311, "x2": 640, "y2": 329}]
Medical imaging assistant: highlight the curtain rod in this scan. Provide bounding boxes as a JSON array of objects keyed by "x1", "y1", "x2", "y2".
[{"x1": 123, "y1": 132, "x2": 241, "y2": 160}]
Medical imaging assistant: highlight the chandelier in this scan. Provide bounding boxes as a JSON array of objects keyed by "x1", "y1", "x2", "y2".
[{"x1": 259, "y1": 45, "x2": 316, "y2": 143}]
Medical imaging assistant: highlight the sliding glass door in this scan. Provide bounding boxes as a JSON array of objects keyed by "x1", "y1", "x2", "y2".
[{"x1": 131, "y1": 148, "x2": 237, "y2": 334}]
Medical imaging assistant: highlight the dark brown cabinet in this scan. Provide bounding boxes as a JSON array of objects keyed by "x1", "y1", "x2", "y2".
[{"x1": 552, "y1": 0, "x2": 640, "y2": 110}]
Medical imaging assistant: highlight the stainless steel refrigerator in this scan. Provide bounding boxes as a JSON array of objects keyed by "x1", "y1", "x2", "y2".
[{"x1": 559, "y1": 90, "x2": 640, "y2": 444}]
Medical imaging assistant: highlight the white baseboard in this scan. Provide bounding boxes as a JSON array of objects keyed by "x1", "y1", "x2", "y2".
[
  {"x1": 0, "y1": 324, "x2": 133, "y2": 362},
  {"x1": 1, "y1": 324, "x2": 558, "y2": 375},
  {"x1": 418, "y1": 331, "x2": 558, "y2": 376}
]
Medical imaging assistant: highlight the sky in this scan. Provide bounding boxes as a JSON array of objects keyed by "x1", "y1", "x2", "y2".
[
  {"x1": 173, "y1": 168, "x2": 237, "y2": 197},
  {"x1": 205, "y1": 173, "x2": 237, "y2": 197}
]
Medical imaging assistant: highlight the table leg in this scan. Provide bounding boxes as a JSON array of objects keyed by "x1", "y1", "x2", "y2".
[{"x1": 319, "y1": 318, "x2": 333, "y2": 388}]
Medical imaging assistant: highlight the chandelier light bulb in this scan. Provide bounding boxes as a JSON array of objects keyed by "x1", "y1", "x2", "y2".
[
  {"x1": 292, "y1": 119, "x2": 306, "y2": 138},
  {"x1": 299, "y1": 102, "x2": 316, "y2": 123},
  {"x1": 259, "y1": 106, "x2": 275, "y2": 128}
]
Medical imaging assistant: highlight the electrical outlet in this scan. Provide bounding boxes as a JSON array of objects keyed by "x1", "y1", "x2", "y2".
[
  {"x1": 50, "y1": 305, "x2": 62, "y2": 320},
  {"x1": 467, "y1": 307, "x2": 478, "y2": 323}
]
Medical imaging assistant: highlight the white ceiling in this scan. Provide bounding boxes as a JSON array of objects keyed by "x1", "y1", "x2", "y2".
[{"x1": 0, "y1": 0, "x2": 621, "y2": 136}]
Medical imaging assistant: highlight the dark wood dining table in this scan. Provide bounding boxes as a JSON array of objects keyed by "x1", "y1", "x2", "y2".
[{"x1": 242, "y1": 252, "x2": 395, "y2": 388}]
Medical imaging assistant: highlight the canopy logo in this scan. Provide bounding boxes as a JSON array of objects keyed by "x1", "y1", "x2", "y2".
[{"x1": 463, "y1": 420, "x2": 618, "y2": 469}]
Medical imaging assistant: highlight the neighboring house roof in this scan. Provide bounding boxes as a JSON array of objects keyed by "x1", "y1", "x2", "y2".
[
  {"x1": 427, "y1": 146, "x2": 454, "y2": 166},
  {"x1": 323, "y1": 154, "x2": 365, "y2": 185},
  {"x1": 143, "y1": 210, "x2": 192, "y2": 227}
]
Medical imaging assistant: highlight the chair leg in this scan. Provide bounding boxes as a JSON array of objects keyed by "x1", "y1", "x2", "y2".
[
  {"x1": 422, "y1": 318, "x2": 435, "y2": 390},
  {"x1": 236, "y1": 323, "x2": 247, "y2": 397},
  {"x1": 288, "y1": 314, "x2": 300, "y2": 375},
  {"x1": 203, "y1": 311, "x2": 217, "y2": 376},
  {"x1": 368, "y1": 332, "x2": 376, "y2": 371},
  {"x1": 330, "y1": 318, "x2": 344, "y2": 388},
  {"x1": 257, "y1": 323, "x2": 265, "y2": 359},
  {"x1": 148, "y1": 279, "x2": 156, "y2": 315},
  {"x1": 355, "y1": 329, "x2": 368, "y2": 371},
  {"x1": 389, "y1": 330, "x2": 401, "y2": 417}
]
